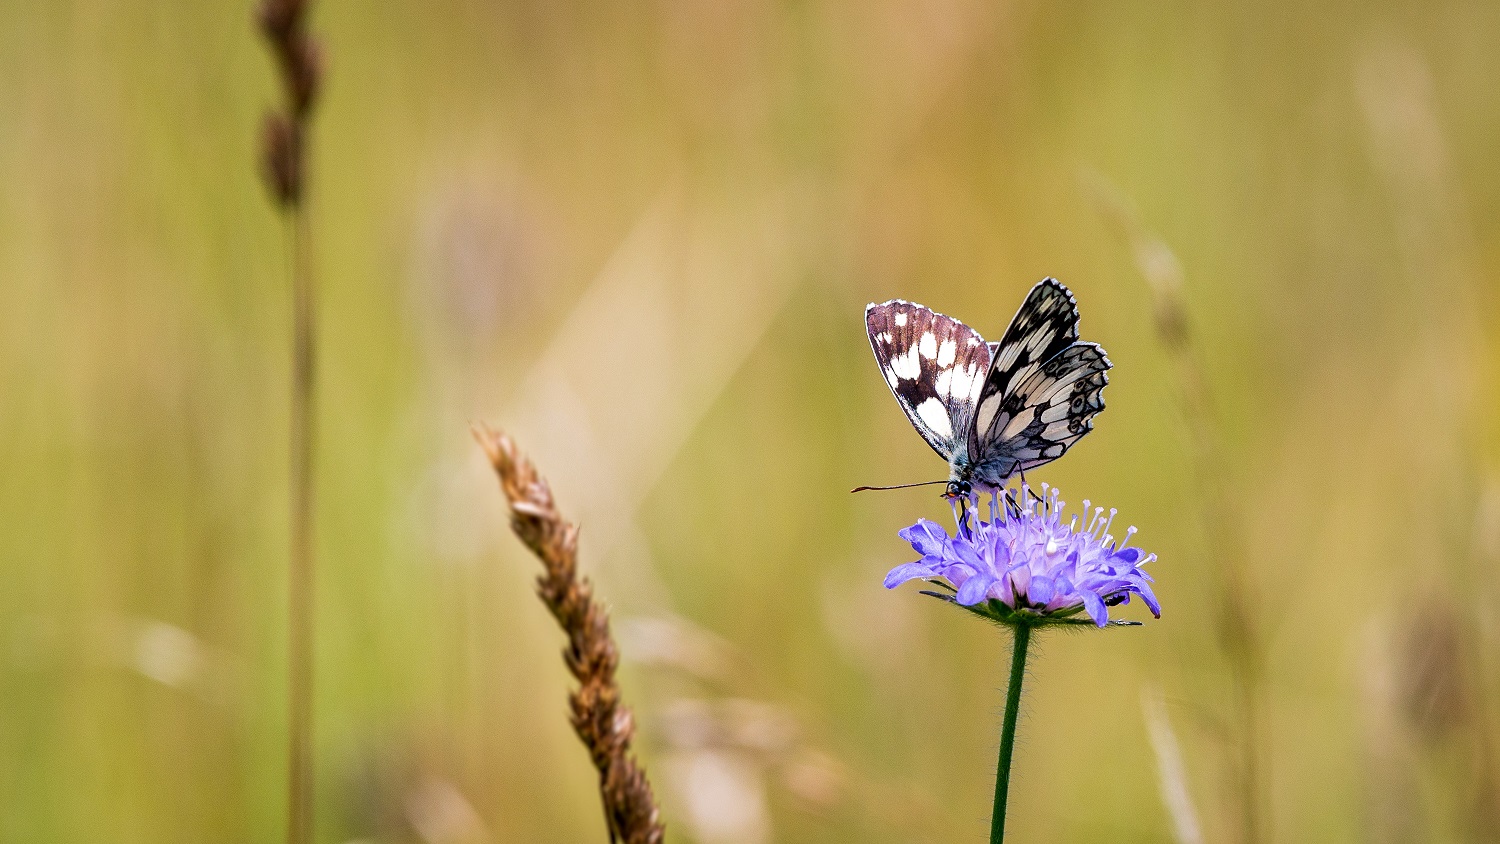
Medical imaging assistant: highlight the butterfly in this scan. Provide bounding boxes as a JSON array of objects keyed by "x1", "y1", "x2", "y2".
[{"x1": 865, "y1": 278, "x2": 1110, "y2": 499}]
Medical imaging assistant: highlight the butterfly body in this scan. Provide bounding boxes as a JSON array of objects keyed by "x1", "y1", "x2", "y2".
[{"x1": 866, "y1": 279, "x2": 1109, "y2": 497}]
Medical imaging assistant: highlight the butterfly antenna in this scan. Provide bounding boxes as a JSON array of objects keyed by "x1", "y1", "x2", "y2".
[{"x1": 850, "y1": 480, "x2": 948, "y2": 493}]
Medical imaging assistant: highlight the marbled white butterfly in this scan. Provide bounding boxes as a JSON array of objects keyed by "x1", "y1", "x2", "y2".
[{"x1": 865, "y1": 278, "x2": 1109, "y2": 499}]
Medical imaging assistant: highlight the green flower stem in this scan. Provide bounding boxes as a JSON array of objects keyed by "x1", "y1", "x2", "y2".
[{"x1": 991, "y1": 620, "x2": 1033, "y2": 844}]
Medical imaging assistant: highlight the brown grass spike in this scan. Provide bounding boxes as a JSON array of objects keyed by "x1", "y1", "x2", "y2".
[
  {"x1": 473, "y1": 424, "x2": 666, "y2": 844},
  {"x1": 257, "y1": 0, "x2": 322, "y2": 207}
]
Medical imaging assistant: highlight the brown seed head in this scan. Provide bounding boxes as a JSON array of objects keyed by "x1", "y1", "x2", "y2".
[
  {"x1": 257, "y1": 0, "x2": 320, "y2": 207},
  {"x1": 474, "y1": 424, "x2": 665, "y2": 844}
]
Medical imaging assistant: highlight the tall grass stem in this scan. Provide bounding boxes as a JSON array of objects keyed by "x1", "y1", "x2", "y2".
[
  {"x1": 256, "y1": 2, "x2": 323, "y2": 840},
  {"x1": 286, "y1": 209, "x2": 315, "y2": 844},
  {"x1": 1083, "y1": 171, "x2": 1265, "y2": 843}
]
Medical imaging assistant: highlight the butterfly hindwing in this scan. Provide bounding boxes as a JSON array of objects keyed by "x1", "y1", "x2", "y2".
[
  {"x1": 973, "y1": 342, "x2": 1110, "y2": 482},
  {"x1": 866, "y1": 300, "x2": 992, "y2": 460}
]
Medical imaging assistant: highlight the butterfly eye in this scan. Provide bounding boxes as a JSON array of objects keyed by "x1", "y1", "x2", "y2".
[{"x1": 944, "y1": 480, "x2": 971, "y2": 499}]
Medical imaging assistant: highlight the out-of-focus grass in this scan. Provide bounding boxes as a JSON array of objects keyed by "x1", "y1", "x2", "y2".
[{"x1": 2, "y1": 1, "x2": 1497, "y2": 842}]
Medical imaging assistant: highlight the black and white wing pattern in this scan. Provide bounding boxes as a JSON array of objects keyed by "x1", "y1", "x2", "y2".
[
  {"x1": 968, "y1": 279, "x2": 1109, "y2": 484},
  {"x1": 866, "y1": 300, "x2": 992, "y2": 461},
  {"x1": 975, "y1": 279, "x2": 1079, "y2": 412}
]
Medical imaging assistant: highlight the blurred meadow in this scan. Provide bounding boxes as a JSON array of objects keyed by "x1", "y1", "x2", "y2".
[{"x1": 3, "y1": 1, "x2": 1500, "y2": 841}]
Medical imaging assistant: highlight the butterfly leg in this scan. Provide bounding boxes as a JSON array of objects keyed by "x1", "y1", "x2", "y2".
[
  {"x1": 957, "y1": 492, "x2": 976, "y2": 523},
  {"x1": 1002, "y1": 489, "x2": 1023, "y2": 519},
  {"x1": 1017, "y1": 467, "x2": 1044, "y2": 504}
]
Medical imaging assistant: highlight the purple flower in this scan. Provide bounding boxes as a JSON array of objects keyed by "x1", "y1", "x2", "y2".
[{"x1": 885, "y1": 485, "x2": 1160, "y2": 627}]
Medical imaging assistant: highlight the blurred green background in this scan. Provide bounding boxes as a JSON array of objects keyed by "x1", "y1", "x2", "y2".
[{"x1": 3, "y1": 1, "x2": 1499, "y2": 841}]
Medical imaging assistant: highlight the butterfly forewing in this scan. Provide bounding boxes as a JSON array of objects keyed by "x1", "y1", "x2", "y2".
[
  {"x1": 866, "y1": 300, "x2": 991, "y2": 460},
  {"x1": 971, "y1": 279, "x2": 1081, "y2": 446},
  {"x1": 965, "y1": 279, "x2": 1111, "y2": 486}
]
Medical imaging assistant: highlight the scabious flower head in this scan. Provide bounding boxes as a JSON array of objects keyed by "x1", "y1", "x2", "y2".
[{"x1": 885, "y1": 485, "x2": 1160, "y2": 627}]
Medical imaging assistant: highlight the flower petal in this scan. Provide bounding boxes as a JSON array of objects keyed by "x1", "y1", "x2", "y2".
[
  {"x1": 939, "y1": 562, "x2": 977, "y2": 587},
  {"x1": 884, "y1": 561, "x2": 938, "y2": 589},
  {"x1": 1080, "y1": 590, "x2": 1108, "y2": 627},
  {"x1": 1136, "y1": 581, "x2": 1162, "y2": 617},
  {"x1": 1028, "y1": 575, "x2": 1054, "y2": 606},
  {"x1": 955, "y1": 573, "x2": 996, "y2": 606},
  {"x1": 951, "y1": 537, "x2": 986, "y2": 572},
  {"x1": 899, "y1": 520, "x2": 950, "y2": 557}
]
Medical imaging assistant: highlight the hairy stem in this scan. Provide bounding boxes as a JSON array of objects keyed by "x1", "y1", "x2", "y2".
[{"x1": 992, "y1": 622, "x2": 1032, "y2": 844}]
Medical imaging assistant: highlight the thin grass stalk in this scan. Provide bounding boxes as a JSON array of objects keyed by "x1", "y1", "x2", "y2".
[
  {"x1": 285, "y1": 209, "x2": 316, "y2": 844},
  {"x1": 1083, "y1": 171, "x2": 1265, "y2": 843},
  {"x1": 474, "y1": 424, "x2": 666, "y2": 844},
  {"x1": 1147, "y1": 244, "x2": 1265, "y2": 844},
  {"x1": 256, "y1": 3, "x2": 322, "y2": 843},
  {"x1": 1142, "y1": 684, "x2": 1205, "y2": 844}
]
